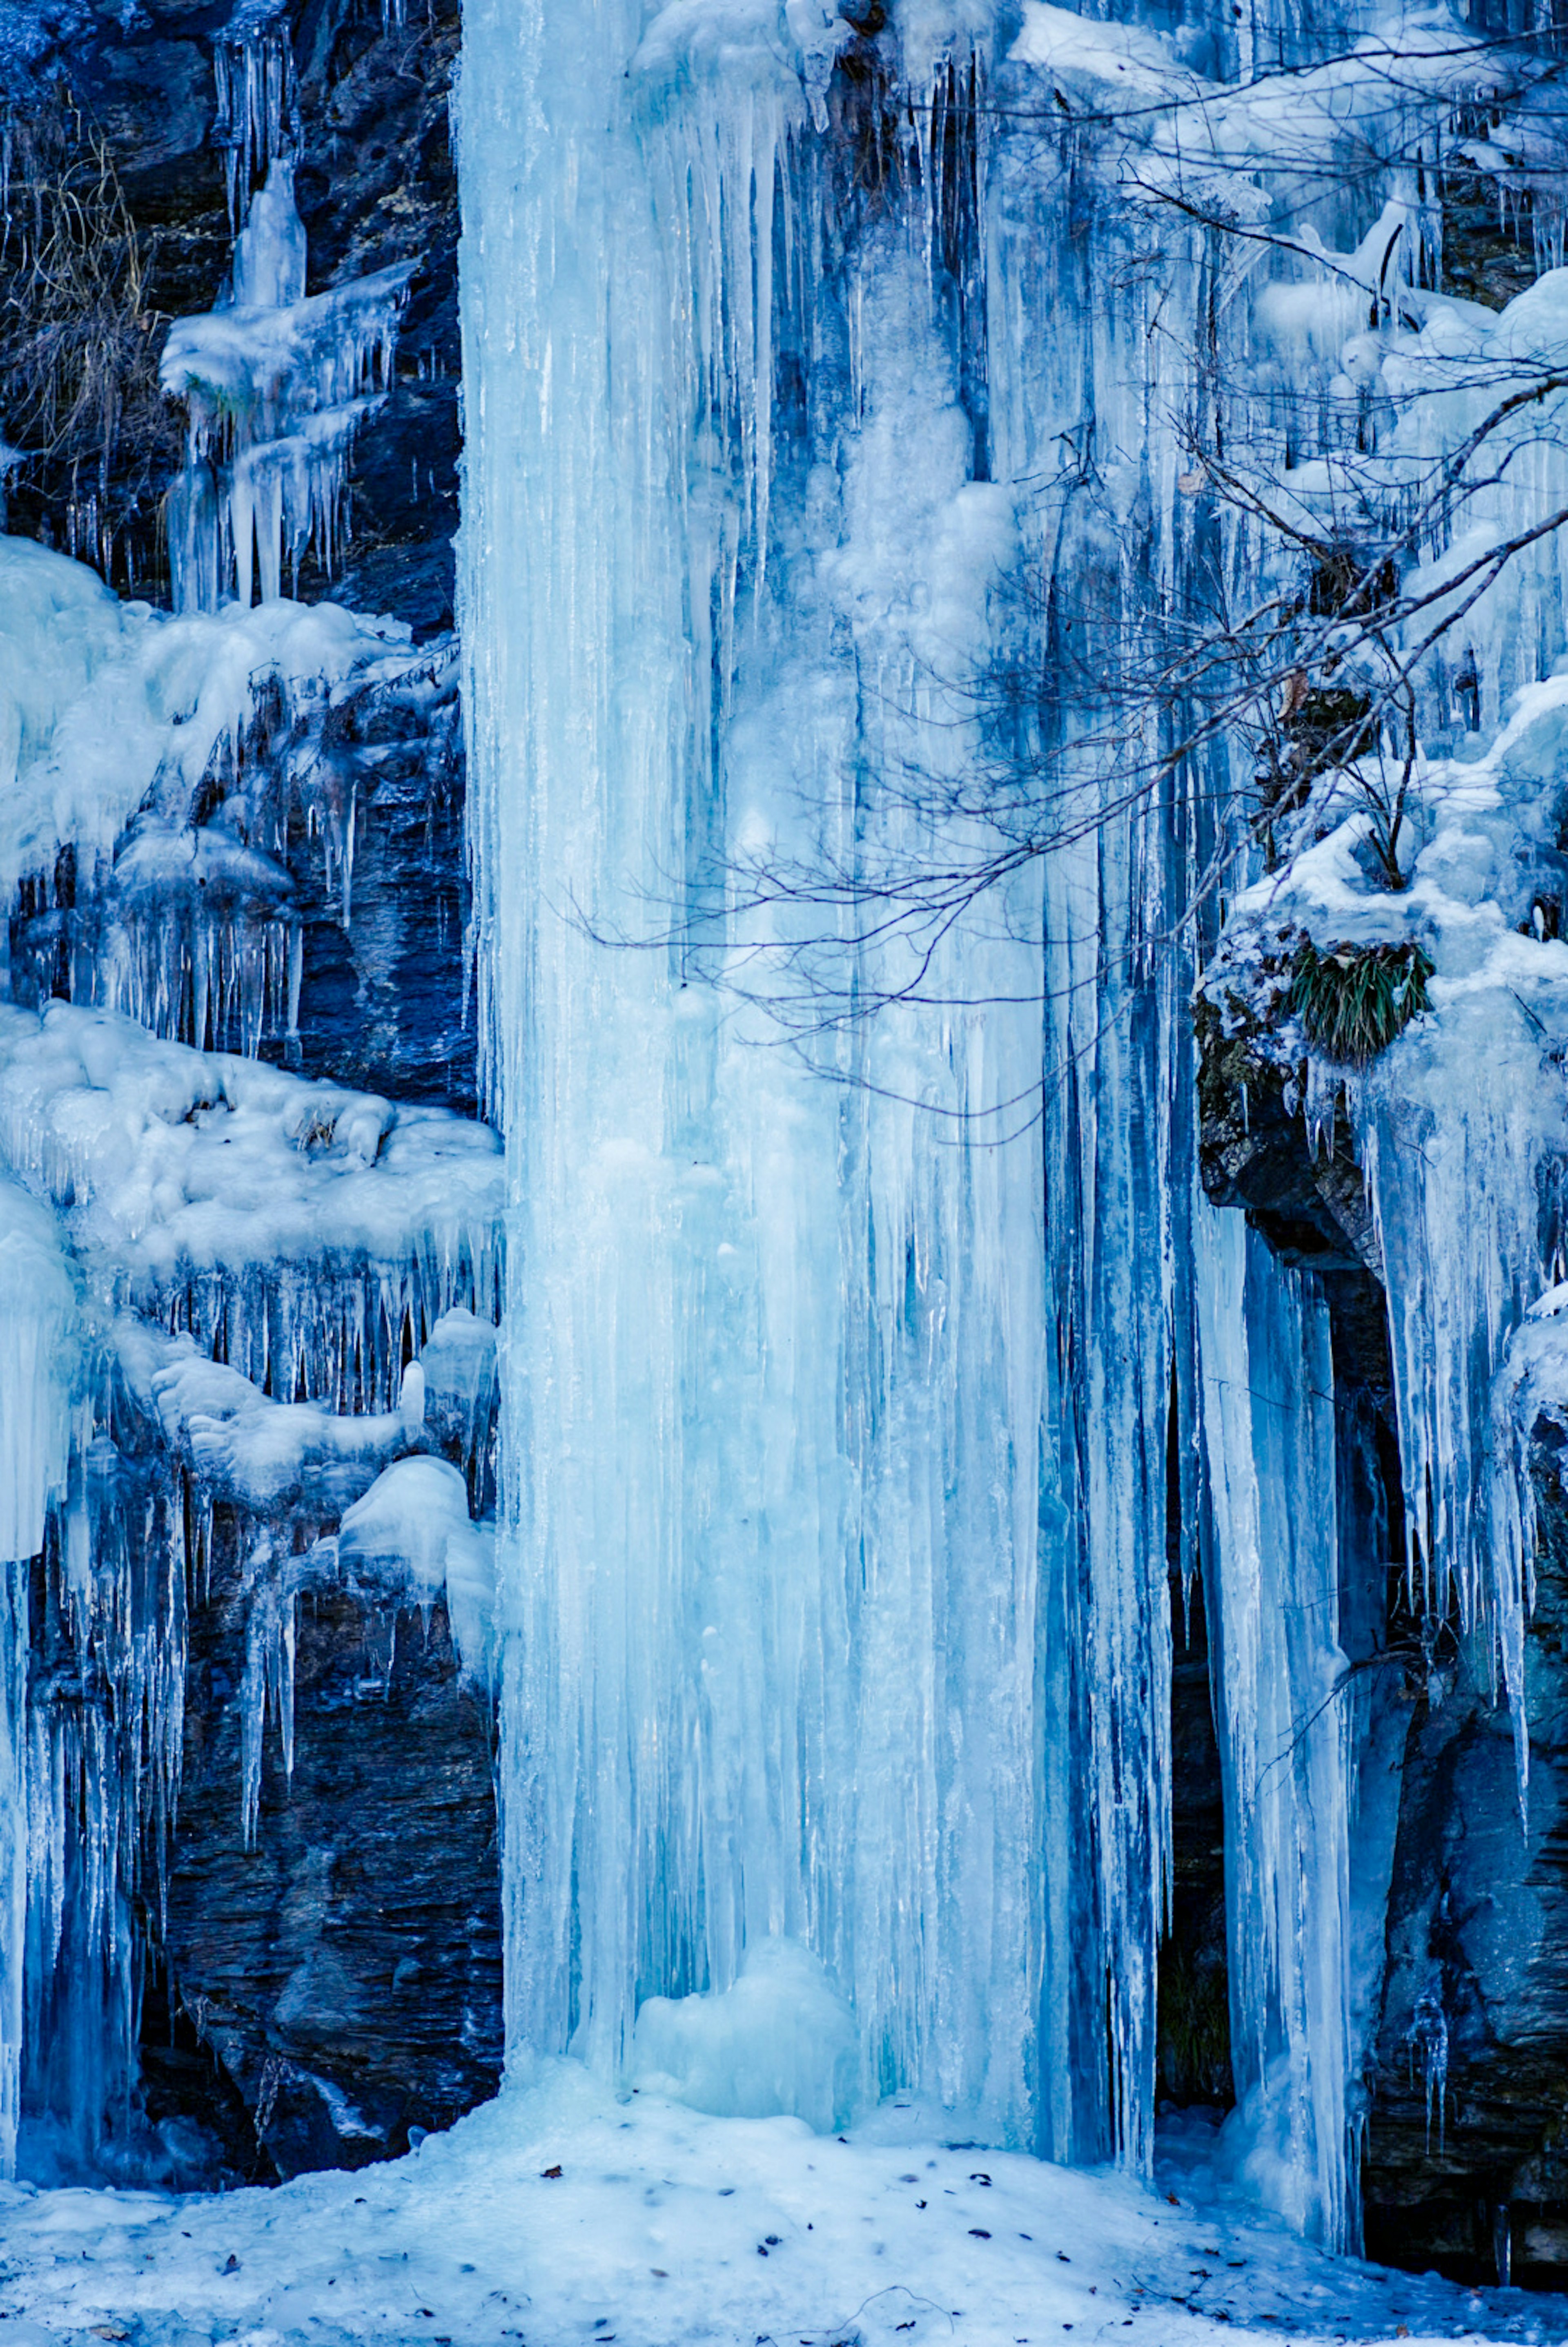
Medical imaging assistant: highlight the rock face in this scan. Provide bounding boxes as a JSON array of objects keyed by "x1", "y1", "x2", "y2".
[
  {"x1": 3, "y1": 0, "x2": 461, "y2": 638},
  {"x1": 1, "y1": 0, "x2": 497, "y2": 2187},
  {"x1": 1360, "y1": 1428, "x2": 1568, "y2": 2289},
  {"x1": 1161, "y1": 1568, "x2": 1234, "y2": 2113},
  {"x1": 157, "y1": 1516, "x2": 502, "y2": 2184},
  {"x1": 1196, "y1": 1013, "x2": 1568, "y2": 2287}
]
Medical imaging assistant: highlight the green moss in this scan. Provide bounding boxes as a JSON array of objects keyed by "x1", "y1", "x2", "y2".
[{"x1": 1290, "y1": 937, "x2": 1434, "y2": 1064}]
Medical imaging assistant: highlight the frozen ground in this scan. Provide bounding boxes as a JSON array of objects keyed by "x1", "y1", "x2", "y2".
[{"x1": 1, "y1": 2070, "x2": 1566, "y2": 2347}]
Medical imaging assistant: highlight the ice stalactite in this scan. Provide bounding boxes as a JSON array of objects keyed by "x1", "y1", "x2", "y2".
[
  {"x1": 1196, "y1": 1209, "x2": 1354, "y2": 2249},
  {"x1": 0, "y1": 0, "x2": 493, "y2": 2185},
  {"x1": 1359, "y1": 1041, "x2": 1564, "y2": 1801},
  {"x1": 0, "y1": 1005, "x2": 501, "y2": 2176},
  {"x1": 0, "y1": 531, "x2": 454, "y2": 1061},
  {"x1": 457, "y1": 0, "x2": 1477, "y2": 2222},
  {"x1": 213, "y1": 2, "x2": 298, "y2": 232},
  {"x1": 0, "y1": 1181, "x2": 77, "y2": 2178}
]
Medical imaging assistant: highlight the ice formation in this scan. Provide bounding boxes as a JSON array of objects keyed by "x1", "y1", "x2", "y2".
[
  {"x1": 0, "y1": 998, "x2": 501, "y2": 2173},
  {"x1": 0, "y1": 1181, "x2": 76, "y2": 2176},
  {"x1": 452, "y1": 0, "x2": 1568, "y2": 2257},
  {"x1": 6, "y1": 0, "x2": 1568, "y2": 2272},
  {"x1": 162, "y1": 25, "x2": 412, "y2": 614},
  {"x1": 0, "y1": 532, "x2": 455, "y2": 1057}
]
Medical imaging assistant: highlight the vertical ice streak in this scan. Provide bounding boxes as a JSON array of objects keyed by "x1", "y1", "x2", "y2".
[
  {"x1": 0, "y1": 1182, "x2": 76, "y2": 2179},
  {"x1": 1197, "y1": 1207, "x2": 1354, "y2": 2247}
]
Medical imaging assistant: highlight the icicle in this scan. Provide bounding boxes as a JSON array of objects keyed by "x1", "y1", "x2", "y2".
[
  {"x1": 1196, "y1": 1205, "x2": 1355, "y2": 2249},
  {"x1": 0, "y1": 1183, "x2": 76, "y2": 2180}
]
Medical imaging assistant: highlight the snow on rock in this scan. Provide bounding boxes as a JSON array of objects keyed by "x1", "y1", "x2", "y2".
[
  {"x1": 1205, "y1": 664, "x2": 1568, "y2": 1802},
  {"x1": 0, "y1": 1001, "x2": 502, "y2": 1353},
  {"x1": 338, "y1": 1455, "x2": 495, "y2": 1687},
  {"x1": 125, "y1": 1324, "x2": 410, "y2": 1515},
  {"x1": 0, "y1": 533, "x2": 422, "y2": 902}
]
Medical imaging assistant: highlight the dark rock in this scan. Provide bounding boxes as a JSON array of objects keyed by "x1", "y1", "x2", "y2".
[
  {"x1": 1195, "y1": 999, "x2": 1381, "y2": 1278},
  {"x1": 1161, "y1": 1566, "x2": 1234, "y2": 2111},
  {"x1": 279, "y1": 651, "x2": 477, "y2": 1113},
  {"x1": 1364, "y1": 1434, "x2": 1568, "y2": 2286},
  {"x1": 153, "y1": 1508, "x2": 503, "y2": 2181}
]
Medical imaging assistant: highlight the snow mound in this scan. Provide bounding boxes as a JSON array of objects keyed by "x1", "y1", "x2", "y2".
[{"x1": 0, "y1": 2069, "x2": 1550, "y2": 2347}]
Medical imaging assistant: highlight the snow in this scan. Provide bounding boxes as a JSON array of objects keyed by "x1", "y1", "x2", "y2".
[
  {"x1": 131, "y1": 1328, "x2": 410, "y2": 1513},
  {"x1": 0, "y1": 1001, "x2": 502, "y2": 1332},
  {"x1": 338, "y1": 1456, "x2": 495, "y2": 1687},
  {"x1": 0, "y1": 2071, "x2": 1561, "y2": 2347},
  {"x1": 0, "y1": 535, "x2": 421, "y2": 906}
]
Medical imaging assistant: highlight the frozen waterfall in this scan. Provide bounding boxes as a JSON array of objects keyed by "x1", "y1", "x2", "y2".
[
  {"x1": 4, "y1": 0, "x2": 1568, "y2": 2265},
  {"x1": 455, "y1": 0, "x2": 1368, "y2": 2209}
]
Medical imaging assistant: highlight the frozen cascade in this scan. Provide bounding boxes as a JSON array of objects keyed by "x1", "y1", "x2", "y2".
[
  {"x1": 1359, "y1": 1034, "x2": 1566, "y2": 1798},
  {"x1": 461, "y1": 0, "x2": 1059, "y2": 2145},
  {"x1": 454, "y1": 0, "x2": 1518, "y2": 2240},
  {"x1": 162, "y1": 58, "x2": 412, "y2": 614},
  {"x1": 4, "y1": 0, "x2": 1567, "y2": 2254},
  {"x1": 213, "y1": 3, "x2": 298, "y2": 232}
]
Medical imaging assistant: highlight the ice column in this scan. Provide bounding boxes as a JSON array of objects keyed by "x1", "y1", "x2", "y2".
[
  {"x1": 460, "y1": 1, "x2": 1055, "y2": 2143},
  {"x1": 0, "y1": 1180, "x2": 76, "y2": 2179},
  {"x1": 1357, "y1": 1025, "x2": 1566, "y2": 1803}
]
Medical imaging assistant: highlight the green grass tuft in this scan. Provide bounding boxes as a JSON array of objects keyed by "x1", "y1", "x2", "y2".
[{"x1": 1290, "y1": 937, "x2": 1434, "y2": 1064}]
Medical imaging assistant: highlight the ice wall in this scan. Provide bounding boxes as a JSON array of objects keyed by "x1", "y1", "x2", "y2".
[
  {"x1": 1197, "y1": 1213, "x2": 1354, "y2": 2248},
  {"x1": 457, "y1": 0, "x2": 1492, "y2": 2237},
  {"x1": 0, "y1": 1182, "x2": 76, "y2": 2176},
  {"x1": 461, "y1": 0, "x2": 1061, "y2": 2147}
]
